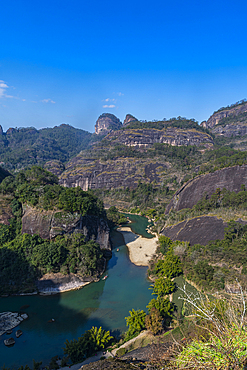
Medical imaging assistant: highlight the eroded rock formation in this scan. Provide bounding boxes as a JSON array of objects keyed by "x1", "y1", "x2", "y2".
[
  {"x1": 59, "y1": 158, "x2": 168, "y2": 190},
  {"x1": 166, "y1": 165, "x2": 247, "y2": 214},
  {"x1": 162, "y1": 216, "x2": 228, "y2": 245},
  {"x1": 106, "y1": 128, "x2": 214, "y2": 148},
  {"x1": 95, "y1": 113, "x2": 122, "y2": 135},
  {"x1": 21, "y1": 205, "x2": 111, "y2": 252},
  {"x1": 123, "y1": 114, "x2": 138, "y2": 126}
]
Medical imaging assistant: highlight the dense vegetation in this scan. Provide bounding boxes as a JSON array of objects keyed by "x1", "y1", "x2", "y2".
[
  {"x1": 63, "y1": 326, "x2": 113, "y2": 363},
  {"x1": 0, "y1": 166, "x2": 109, "y2": 294},
  {"x1": 0, "y1": 124, "x2": 92, "y2": 170},
  {"x1": 0, "y1": 166, "x2": 104, "y2": 215},
  {"x1": 182, "y1": 221, "x2": 247, "y2": 291},
  {"x1": 122, "y1": 117, "x2": 212, "y2": 135}
]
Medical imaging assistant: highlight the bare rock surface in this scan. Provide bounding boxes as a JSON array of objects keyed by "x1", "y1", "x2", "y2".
[
  {"x1": 0, "y1": 312, "x2": 28, "y2": 336},
  {"x1": 162, "y1": 216, "x2": 228, "y2": 246},
  {"x1": 106, "y1": 127, "x2": 214, "y2": 148},
  {"x1": 202, "y1": 101, "x2": 247, "y2": 129},
  {"x1": 36, "y1": 273, "x2": 95, "y2": 294},
  {"x1": 166, "y1": 165, "x2": 247, "y2": 214},
  {"x1": 95, "y1": 113, "x2": 122, "y2": 135},
  {"x1": 123, "y1": 114, "x2": 138, "y2": 126},
  {"x1": 22, "y1": 206, "x2": 111, "y2": 251},
  {"x1": 60, "y1": 157, "x2": 168, "y2": 190}
]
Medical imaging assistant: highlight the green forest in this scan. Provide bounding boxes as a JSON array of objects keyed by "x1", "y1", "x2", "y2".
[{"x1": 0, "y1": 166, "x2": 125, "y2": 294}]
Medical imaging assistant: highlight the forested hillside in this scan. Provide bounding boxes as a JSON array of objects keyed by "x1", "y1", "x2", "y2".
[
  {"x1": 0, "y1": 166, "x2": 125, "y2": 295},
  {"x1": 0, "y1": 124, "x2": 92, "y2": 170}
]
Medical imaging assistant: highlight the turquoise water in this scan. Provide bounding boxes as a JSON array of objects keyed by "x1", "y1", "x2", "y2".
[
  {"x1": 0, "y1": 218, "x2": 153, "y2": 369},
  {"x1": 122, "y1": 213, "x2": 154, "y2": 239}
]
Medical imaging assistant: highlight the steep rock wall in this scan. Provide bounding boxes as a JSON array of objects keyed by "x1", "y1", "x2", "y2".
[
  {"x1": 59, "y1": 158, "x2": 168, "y2": 190},
  {"x1": 106, "y1": 128, "x2": 214, "y2": 148},
  {"x1": 202, "y1": 101, "x2": 247, "y2": 130},
  {"x1": 21, "y1": 205, "x2": 111, "y2": 252},
  {"x1": 166, "y1": 165, "x2": 247, "y2": 213},
  {"x1": 162, "y1": 216, "x2": 227, "y2": 245}
]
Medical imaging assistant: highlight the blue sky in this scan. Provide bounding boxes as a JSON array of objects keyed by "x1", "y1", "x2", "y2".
[{"x1": 1, "y1": 0, "x2": 247, "y2": 133}]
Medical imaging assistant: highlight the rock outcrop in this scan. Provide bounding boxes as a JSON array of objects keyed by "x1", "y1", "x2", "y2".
[
  {"x1": 21, "y1": 205, "x2": 111, "y2": 252},
  {"x1": 0, "y1": 312, "x2": 28, "y2": 336},
  {"x1": 123, "y1": 114, "x2": 138, "y2": 126},
  {"x1": 36, "y1": 273, "x2": 100, "y2": 294},
  {"x1": 59, "y1": 157, "x2": 168, "y2": 190},
  {"x1": 0, "y1": 125, "x2": 3, "y2": 135},
  {"x1": 162, "y1": 216, "x2": 228, "y2": 245},
  {"x1": 105, "y1": 128, "x2": 214, "y2": 148},
  {"x1": 202, "y1": 101, "x2": 247, "y2": 136},
  {"x1": 95, "y1": 113, "x2": 122, "y2": 135},
  {"x1": 166, "y1": 165, "x2": 247, "y2": 214}
]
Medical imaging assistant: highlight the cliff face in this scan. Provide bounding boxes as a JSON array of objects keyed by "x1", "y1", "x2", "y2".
[
  {"x1": 95, "y1": 113, "x2": 122, "y2": 135},
  {"x1": 105, "y1": 128, "x2": 214, "y2": 148},
  {"x1": 166, "y1": 165, "x2": 247, "y2": 213},
  {"x1": 21, "y1": 205, "x2": 111, "y2": 252},
  {"x1": 202, "y1": 101, "x2": 247, "y2": 136},
  {"x1": 162, "y1": 216, "x2": 228, "y2": 245},
  {"x1": 123, "y1": 114, "x2": 138, "y2": 126},
  {"x1": 59, "y1": 157, "x2": 168, "y2": 190}
]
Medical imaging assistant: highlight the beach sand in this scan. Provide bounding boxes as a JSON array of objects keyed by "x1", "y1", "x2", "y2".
[{"x1": 118, "y1": 226, "x2": 158, "y2": 266}]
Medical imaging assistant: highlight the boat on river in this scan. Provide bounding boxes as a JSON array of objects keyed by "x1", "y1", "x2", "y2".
[{"x1": 102, "y1": 275, "x2": 108, "y2": 280}]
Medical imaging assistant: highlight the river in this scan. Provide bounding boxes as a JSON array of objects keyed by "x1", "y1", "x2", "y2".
[{"x1": 0, "y1": 214, "x2": 154, "y2": 369}]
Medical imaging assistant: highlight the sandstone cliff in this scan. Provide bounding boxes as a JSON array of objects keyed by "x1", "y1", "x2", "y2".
[
  {"x1": 202, "y1": 100, "x2": 247, "y2": 136},
  {"x1": 123, "y1": 114, "x2": 138, "y2": 126},
  {"x1": 105, "y1": 127, "x2": 214, "y2": 148},
  {"x1": 95, "y1": 113, "x2": 122, "y2": 135},
  {"x1": 59, "y1": 157, "x2": 169, "y2": 190},
  {"x1": 166, "y1": 165, "x2": 247, "y2": 214},
  {"x1": 21, "y1": 205, "x2": 111, "y2": 253},
  {"x1": 162, "y1": 216, "x2": 227, "y2": 245}
]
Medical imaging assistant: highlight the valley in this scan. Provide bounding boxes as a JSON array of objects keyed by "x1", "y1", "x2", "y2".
[{"x1": 1, "y1": 100, "x2": 247, "y2": 369}]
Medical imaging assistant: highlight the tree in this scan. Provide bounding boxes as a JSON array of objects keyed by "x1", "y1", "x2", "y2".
[
  {"x1": 147, "y1": 297, "x2": 175, "y2": 326},
  {"x1": 151, "y1": 277, "x2": 176, "y2": 297},
  {"x1": 125, "y1": 309, "x2": 146, "y2": 340},
  {"x1": 88, "y1": 326, "x2": 113, "y2": 351},
  {"x1": 158, "y1": 236, "x2": 173, "y2": 255},
  {"x1": 145, "y1": 308, "x2": 163, "y2": 335}
]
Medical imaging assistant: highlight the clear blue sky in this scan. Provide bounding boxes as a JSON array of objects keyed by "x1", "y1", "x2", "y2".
[{"x1": 1, "y1": 0, "x2": 247, "y2": 133}]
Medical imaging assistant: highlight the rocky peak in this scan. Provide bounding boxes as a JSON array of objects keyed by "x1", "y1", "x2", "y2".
[
  {"x1": 0, "y1": 125, "x2": 3, "y2": 135},
  {"x1": 123, "y1": 114, "x2": 138, "y2": 126},
  {"x1": 202, "y1": 100, "x2": 247, "y2": 129},
  {"x1": 95, "y1": 113, "x2": 122, "y2": 135}
]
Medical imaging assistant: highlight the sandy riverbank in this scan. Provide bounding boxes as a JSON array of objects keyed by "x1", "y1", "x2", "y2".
[{"x1": 117, "y1": 226, "x2": 158, "y2": 266}]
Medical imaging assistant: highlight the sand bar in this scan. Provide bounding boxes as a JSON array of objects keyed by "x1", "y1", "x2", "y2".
[{"x1": 118, "y1": 226, "x2": 158, "y2": 266}]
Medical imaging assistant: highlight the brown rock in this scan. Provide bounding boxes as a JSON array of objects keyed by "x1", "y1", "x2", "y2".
[{"x1": 95, "y1": 113, "x2": 122, "y2": 135}]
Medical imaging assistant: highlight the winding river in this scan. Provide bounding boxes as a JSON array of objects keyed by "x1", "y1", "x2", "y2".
[{"x1": 0, "y1": 214, "x2": 154, "y2": 369}]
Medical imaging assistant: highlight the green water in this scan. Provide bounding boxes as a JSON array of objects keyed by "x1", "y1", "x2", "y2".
[
  {"x1": 0, "y1": 217, "x2": 153, "y2": 369},
  {"x1": 122, "y1": 213, "x2": 154, "y2": 239}
]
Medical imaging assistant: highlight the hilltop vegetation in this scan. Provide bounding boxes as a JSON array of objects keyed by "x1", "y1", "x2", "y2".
[
  {"x1": 0, "y1": 124, "x2": 92, "y2": 171},
  {"x1": 0, "y1": 166, "x2": 116, "y2": 295}
]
